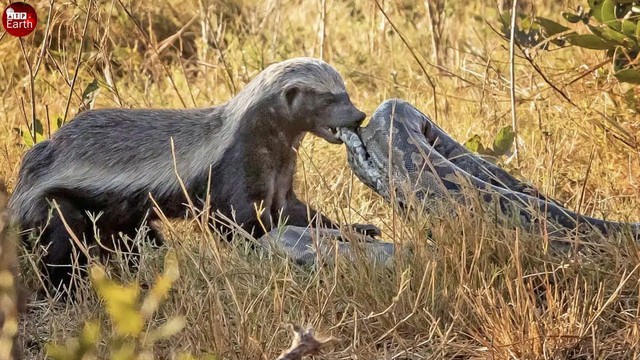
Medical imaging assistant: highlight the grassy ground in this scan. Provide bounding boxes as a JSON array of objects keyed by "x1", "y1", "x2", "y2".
[{"x1": 1, "y1": 0, "x2": 640, "y2": 358}]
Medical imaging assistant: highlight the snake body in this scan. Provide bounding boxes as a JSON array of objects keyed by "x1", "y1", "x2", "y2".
[
  {"x1": 258, "y1": 226, "x2": 395, "y2": 266},
  {"x1": 259, "y1": 99, "x2": 640, "y2": 264}
]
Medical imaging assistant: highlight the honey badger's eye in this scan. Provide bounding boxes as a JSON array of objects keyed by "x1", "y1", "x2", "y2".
[{"x1": 322, "y1": 95, "x2": 336, "y2": 106}]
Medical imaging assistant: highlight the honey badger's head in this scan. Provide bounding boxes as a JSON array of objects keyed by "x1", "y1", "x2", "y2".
[
  {"x1": 241, "y1": 57, "x2": 366, "y2": 144},
  {"x1": 282, "y1": 83, "x2": 366, "y2": 144}
]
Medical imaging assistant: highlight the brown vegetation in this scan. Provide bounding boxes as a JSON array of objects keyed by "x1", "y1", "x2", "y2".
[{"x1": 0, "y1": 181, "x2": 24, "y2": 360}]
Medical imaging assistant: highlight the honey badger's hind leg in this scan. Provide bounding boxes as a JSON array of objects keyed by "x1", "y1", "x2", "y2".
[
  {"x1": 94, "y1": 223, "x2": 140, "y2": 273},
  {"x1": 35, "y1": 198, "x2": 90, "y2": 296},
  {"x1": 93, "y1": 215, "x2": 165, "y2": 274}
]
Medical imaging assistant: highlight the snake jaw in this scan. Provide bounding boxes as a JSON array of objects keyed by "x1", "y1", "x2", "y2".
[{"x1": 338, "y1": 127, "x2": 391, "y2": 200}]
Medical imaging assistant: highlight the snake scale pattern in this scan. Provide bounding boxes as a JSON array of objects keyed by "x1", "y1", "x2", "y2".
[{"x1": 259, "y1": 99, "x2": 640, "y2": 265}]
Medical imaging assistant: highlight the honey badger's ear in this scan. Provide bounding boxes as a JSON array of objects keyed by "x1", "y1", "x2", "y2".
[{"x1": 283, "y1": 86, "x2": 300, "y2": 108}]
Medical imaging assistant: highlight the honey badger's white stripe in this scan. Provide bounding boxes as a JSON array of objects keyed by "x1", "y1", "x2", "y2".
[{"x1": 9, "y1": 57, "x2": 347, "y2": 227}]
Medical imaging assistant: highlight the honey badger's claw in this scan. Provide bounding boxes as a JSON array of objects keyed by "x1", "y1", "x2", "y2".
[{"x1": 352, "y1": 223, "x2": 382, "y2": 238}]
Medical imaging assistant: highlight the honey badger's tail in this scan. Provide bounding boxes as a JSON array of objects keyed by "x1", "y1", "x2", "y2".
[{"x1": 9, "y1": 140, "x2": 56, "y2": 234}]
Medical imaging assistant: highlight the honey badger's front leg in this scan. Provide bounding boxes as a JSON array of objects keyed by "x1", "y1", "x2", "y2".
[{"x1": 282, "y1": 195, "x2": 381, "y2": 237}]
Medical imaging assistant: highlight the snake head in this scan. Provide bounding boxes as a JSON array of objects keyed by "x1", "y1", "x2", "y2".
[{"x1": 361, "y1": 99, "x2": 430, "y2": 140}]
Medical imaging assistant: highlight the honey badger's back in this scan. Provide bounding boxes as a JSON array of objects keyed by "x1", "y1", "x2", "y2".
[
  {"x1": 246, "y1": 57, "x2": 346, "y2": 94},
  {"x1": 9, "y1": 107, "x2": 229, "y2": 231}
]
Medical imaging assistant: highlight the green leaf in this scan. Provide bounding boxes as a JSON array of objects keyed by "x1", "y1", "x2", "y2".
[
  {"x1": 464, "y1": 134, "x2": 486, "y2": 154},
  {"x1": 15, "y1": 121, "x2": 49, "y2": 147},
  {"x1": 499, "y1": 12, "x2": 512, "y2": 33},
  {"x1": 21, "y1": 131, "x2": 35, "y2": 148},
  {"x1": 636, "y1": 17, "x2": 640, "y2": 40},
  {"x1": 492, "y1": 126, "x2": 516, "y2": 156},
  {"x1": 621, "y1": 20, "x2": 637, "y2": 38},
  {"x1": 591, "y1": 0, "x2": 604, "y2": 22},
  {"x1": 588, "y1": 24, "x2": 628, "y2": 45},
  {"x1": 520, "y1": 16, "x2": 533, "y2": 30},
  {"x1": 562, "y1": 12, "x2": 582, "y2": 23},
  {"x1": 33, "y1": 118, "x2": 44, "y2": 135},
  {"x1": 624, "y1": 88, "x2": 639, "y2": 111},
  {"x1": 535, "y1": 17, "x2": 572, "y2": 36},
  {"x1": 614, "y1": 68, "x2": 640, "y2": 84},
  {"x1": 567, "y1": 34, "x2": 615, "y2": 49},
  {"x1": 601, "y1": 0, "x2": 620, "y2": 30},
  {"x1": 81, "y1": 79, "x2": 99, "y2": 101}
]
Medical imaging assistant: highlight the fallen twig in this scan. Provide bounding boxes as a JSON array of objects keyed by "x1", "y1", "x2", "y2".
[{"x1": 276, "y1": 324, "x2": 338, "y2": 360}]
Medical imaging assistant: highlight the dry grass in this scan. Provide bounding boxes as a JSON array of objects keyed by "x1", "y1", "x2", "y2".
[{"x1": 1, "y1": 0, "x2": 640, "y2": 358}]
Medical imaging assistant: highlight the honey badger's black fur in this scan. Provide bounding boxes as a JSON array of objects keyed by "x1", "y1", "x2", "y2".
[{"x1": 9, "y1": 57, "x2": 378, "y2": 294}]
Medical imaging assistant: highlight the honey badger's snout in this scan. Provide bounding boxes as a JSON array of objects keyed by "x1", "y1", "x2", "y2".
[
  {"x1": 330, "y1": 106, "x2": 365, "y2": 143},
  {"x1": 339, "y1": 105, "x2": 366, "y2": 130},
  {"x1": 311, "y1": 96, "x2": 367, "y2": 144},
  {"x1": 351, "y1": 107, "x2": 366, "y2": 126}
]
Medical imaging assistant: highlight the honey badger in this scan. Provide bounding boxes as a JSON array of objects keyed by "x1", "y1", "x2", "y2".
[{"x1": 9, "y1": 57, "x2": 379, "y2": 293}]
